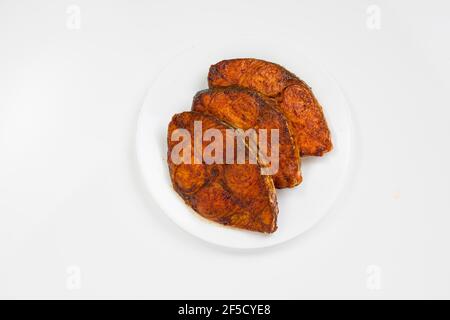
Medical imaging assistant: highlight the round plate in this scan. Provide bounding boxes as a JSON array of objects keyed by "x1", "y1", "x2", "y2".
[{"x1": 137, "y1": 37, "x2": 354, "y2": 249}]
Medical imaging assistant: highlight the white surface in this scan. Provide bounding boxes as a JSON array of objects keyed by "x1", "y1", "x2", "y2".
[
  {"x1": 137, "y1": 38, "x2": 353, "y2": 248},
  {"x1": 1, "y1": 0, "x2": 449, "y2": 299}
]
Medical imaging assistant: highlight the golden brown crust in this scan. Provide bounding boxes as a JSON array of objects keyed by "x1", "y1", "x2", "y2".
[
  {"x1": 279, "y1": 83, "x2": 332, "y2": 156},
  {"x1": 208, "y1": 59, "x2": 300, "y2": 97},
  {"x1": 192, "y1": 87, "x2": 302, "y2": 188},
  {"x1": 167, "y1": 111, "x2": 278, "y2": 233},
  {"x1": 208, "y1": 58, "x2": 333, "y2": 156}
]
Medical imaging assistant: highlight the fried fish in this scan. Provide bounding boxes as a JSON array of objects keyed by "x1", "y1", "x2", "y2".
[
  {"x1": 167, "y1": 111, "x2": 278, "y2": 233},
  {"x1": 208, "y1": 58, "x2": 332, "y2": 156},
  {"x1": 192, "y1": 87, "x2": 301, "y2": 188}
]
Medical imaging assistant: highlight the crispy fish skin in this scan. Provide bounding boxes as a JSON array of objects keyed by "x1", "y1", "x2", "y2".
[
  {"x1": 208, "y1": 58, "x2": 332, "y2": 156},
  {"x1": 192, "y1": 87, "x2": 302, "y2": 189},
  {"x1": 167, "y1": 111, "x2": 278, "y2": 233}
]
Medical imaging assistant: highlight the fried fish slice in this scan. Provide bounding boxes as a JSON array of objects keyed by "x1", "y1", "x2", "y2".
[
  {"x1": 192, "y1": 87, "x2": 302, "y2": 189},
  {"x1": 167, "y1": 111, "x2": 278, "y2": 233},
  {"x1": 208, "y1": 58, "x2": 332, "y2": 156}
]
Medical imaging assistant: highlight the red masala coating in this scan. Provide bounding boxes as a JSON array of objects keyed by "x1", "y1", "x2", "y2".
[
  {"x1": 208, "y1": 58, "x2": 333, "y2": 156},
  {"x1": 192, "y1": 87, "x2": 302, "y2": 188},
  {"x1": 167, "y1": 111, "x2": 278, "y2": 233}
]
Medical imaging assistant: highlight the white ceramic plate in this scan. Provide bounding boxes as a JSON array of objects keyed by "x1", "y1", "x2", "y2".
[{"x1": 137, "y1": 37, "x2": 354, "y2": 249}]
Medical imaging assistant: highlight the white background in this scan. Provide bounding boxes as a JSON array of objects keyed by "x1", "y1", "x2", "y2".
[{"x1": 1, "y1": 0, "x2": 449, "y2": 299}]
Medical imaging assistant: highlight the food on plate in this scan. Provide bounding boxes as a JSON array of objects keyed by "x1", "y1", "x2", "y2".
[
  {"x1": 192, "y1": 87, "x2": 302, "y2": 188},
  {"x1": 165, "y1": 57, "x2": 333, "y2": 234},
  {"x1": 208, "y1": 58, "x2": 332, "y2": 156},
  {"x1": 167, "y1": 111, "x2": 278, "y2": 233}
]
